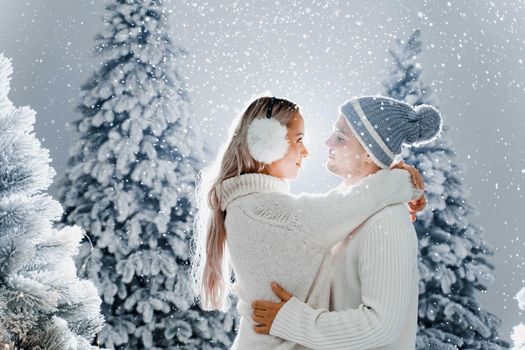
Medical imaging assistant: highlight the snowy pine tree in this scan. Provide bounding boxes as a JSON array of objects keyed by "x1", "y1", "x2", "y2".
[
  {"x1": 511, "y1": 287, "x2": 525, "y2": 349},
  {"x1": 57, "y1": 0, "x2": 237, "y2": 349},
  {"x1": 511, "y1": 323, "x2": 525, "y2": 350},
  {"x1": 383, "y1": 30, "x2": 510, "y2": 349},
  {"x1": 0, "y1": 54, "x2": 103, "y2": 349}
]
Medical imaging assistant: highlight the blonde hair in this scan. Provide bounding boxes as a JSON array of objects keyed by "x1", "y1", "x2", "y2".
[{"x1": 192, "y1": 96, "x2": 298, "y2": 311}]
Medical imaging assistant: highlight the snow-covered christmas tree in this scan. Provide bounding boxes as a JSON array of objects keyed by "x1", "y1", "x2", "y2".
[
  {"x1": 0, "y1": 54, "x2": 103, "y2": 349},
  {"x1": 57, "y1": 0, "x2": 237, "y2": 348},
  {"x1": 511, "y1": 287, "x2": 525, "y2": 349},
  {"x1": 383, "y1": 30, "x2": 510, "y2": 349}
]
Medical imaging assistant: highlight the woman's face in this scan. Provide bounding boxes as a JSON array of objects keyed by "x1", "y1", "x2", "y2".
[
  {"x1": 324, "y1": 115, "x2": 370, "y2": 178},
  {"x1": 265, "y1": 112, "x2": 309, "y2": 180}
]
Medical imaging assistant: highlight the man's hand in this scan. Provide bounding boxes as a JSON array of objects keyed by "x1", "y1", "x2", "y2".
[
  {"x1": 390, "y1": 160, "x2": 427, "y2": 222},
  {"x1": 251, "y1": 283, "x2": 293, "y2": 335}
]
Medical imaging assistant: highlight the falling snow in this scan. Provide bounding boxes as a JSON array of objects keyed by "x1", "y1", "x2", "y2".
[{"x1": 0, "y1": 0, "x2": 524, "y2": 346}]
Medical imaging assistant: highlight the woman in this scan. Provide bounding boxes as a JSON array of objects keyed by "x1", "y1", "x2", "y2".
[{"x1": 191, "y1": 96, "x2": 424, "y2": 349}]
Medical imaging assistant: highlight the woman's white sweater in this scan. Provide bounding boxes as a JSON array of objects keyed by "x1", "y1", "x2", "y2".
[{"x1": 221, "y1": 169, "x2": 418, "y2": 350}]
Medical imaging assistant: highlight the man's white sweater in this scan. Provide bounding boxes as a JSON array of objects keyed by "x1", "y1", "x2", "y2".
[
  {"x1": 220, "y1": 170, "x2": 418, "y2": 350},
  {"x1": 269, "y1": 202, "x2": 419, "y2": 349}
]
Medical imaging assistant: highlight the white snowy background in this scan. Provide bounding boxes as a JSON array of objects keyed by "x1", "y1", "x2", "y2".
[{"x1": 1, "y1": 0, "x2": 524, "y2": 343}]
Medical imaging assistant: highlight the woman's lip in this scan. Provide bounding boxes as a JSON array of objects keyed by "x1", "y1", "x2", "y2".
[{"x1": 328, "y1": 153, "x2": 335, "y2": 159}]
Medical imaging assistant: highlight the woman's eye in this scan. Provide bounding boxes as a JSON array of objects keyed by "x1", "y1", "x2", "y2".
[
  {"x1": 297, "y1": 138, "x2": 303, "y2": 143},
  {"x1": 336, "y1": 136, "x2": 344, "y2": 142}
]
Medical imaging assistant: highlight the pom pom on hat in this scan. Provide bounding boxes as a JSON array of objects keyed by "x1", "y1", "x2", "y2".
[
  {"x1": 247, "y1": 117, "x2": 289, "y2": 164},
  {"x1": 411, "y1": 104, "x2": 443, "y2": 145}
]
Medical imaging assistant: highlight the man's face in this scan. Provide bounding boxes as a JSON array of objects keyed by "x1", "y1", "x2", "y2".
[{"x1": 325, "y1": 115, "x2": 369, "y2": 178}]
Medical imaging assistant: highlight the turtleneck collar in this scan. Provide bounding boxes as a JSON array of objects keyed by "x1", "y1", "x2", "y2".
[{"x1": 220, "y1": 173, "x2": 290, "y2": 210}]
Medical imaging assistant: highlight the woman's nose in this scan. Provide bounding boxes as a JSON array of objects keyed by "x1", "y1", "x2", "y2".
[{"x1": 302, "y1": 144, "x2": 309, "y2": 157}]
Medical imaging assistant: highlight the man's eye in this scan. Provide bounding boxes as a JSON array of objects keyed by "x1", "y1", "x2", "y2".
[
  {"x1": 336, "y1": 136, "x2": 344, "y2": 142},
  {"x1": 297, "y1": 138, "x2": 303, "y2": 143}
]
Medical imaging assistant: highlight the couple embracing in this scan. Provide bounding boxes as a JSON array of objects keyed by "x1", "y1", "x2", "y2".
[{"x1": 192, "y1": 95, "x2": 442, "y2": 349}]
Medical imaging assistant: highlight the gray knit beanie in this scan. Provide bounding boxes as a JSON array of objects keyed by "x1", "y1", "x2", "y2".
[{"x1": 339, "y1": 96, "x2": 443, "y2": 168}]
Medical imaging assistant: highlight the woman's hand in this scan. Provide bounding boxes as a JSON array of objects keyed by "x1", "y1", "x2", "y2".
[
  {"x1": 390, "y1": 160, "x2": 427, "y2": 222},
  {"x1": 408, "y1": 195, "x2": 427, "y2": 221},
  {"x1": 251, "y1": 283, "x2": 293, "y2": 335},
  {"x1": 390, "y1": 160, "x2": 424, "y2": 190}
]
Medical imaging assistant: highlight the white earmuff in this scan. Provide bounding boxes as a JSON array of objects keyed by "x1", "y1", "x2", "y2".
[{"x1": 247, "y1": 117, "x2": 289, "y2": 164}]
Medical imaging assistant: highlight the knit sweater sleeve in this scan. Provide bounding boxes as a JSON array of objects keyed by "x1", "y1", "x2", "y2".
[
  {"x1": 291, "y1": 168, "x2": 418, "y2": 252},
  {"x1": 269, "y1": 217, "x2": 418, "y2": 349}
]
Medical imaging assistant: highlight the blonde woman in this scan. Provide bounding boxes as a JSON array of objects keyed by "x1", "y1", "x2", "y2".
[{"x1": 192, "y1": 96, "x2": 425, "y2": 349}]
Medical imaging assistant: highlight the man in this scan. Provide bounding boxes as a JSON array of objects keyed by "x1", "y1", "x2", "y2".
[{"x1": 251, "y1": 96, "x2": 442, "y2": 349}]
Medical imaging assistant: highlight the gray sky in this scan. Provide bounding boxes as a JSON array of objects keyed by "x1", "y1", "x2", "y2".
[{"x1": 1, "y1": 0, "x2": 524, "y2": 342}]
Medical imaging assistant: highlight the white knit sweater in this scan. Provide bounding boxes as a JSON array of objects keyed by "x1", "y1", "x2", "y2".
[
  {"x1": 220, "y1": 169, "x2": 418, "y2": 350},
  {"x1": 269, "y1": 203, "x2": 419, "y2": 349}
]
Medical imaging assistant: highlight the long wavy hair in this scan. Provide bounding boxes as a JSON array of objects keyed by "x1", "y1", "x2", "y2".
[{"x1": 191, "y1": 96, "x2": 298, "y2": 311}]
